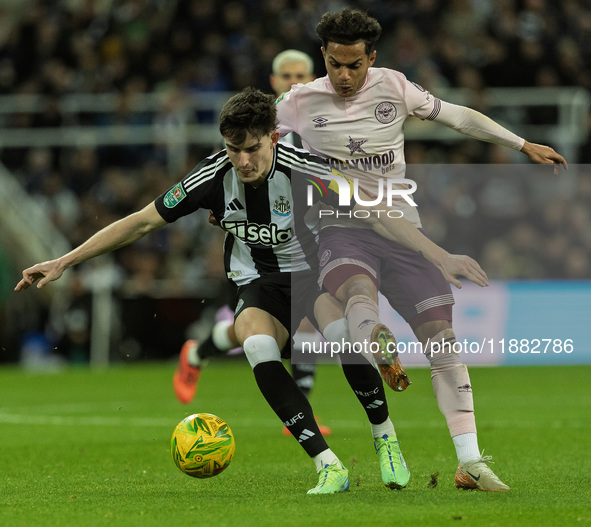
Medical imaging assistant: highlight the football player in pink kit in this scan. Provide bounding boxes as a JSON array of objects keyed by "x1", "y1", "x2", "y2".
[{"x1": 276, "y1": 8, "x2": 567, "y2": 492}]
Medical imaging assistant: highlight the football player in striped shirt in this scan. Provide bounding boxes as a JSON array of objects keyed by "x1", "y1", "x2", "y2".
[
  {"x1": 15, "y1": 88, "x2": 489, "y2": 494},
  {"x1": 174, "y1": 49, "x2": 333, "y2": 437}
]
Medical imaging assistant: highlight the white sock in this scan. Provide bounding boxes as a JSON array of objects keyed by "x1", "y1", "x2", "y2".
[
  {"x1": 212, "y1": 320, "x2": 234, "y2": 350},
  {"x1": 344, "y1": 295, "x2": 379, "y2": 349},
  {"x1": 453, "y1": 432, "x2": 480, "y2": 465},
  {"x1": 370, "y1": 417, "x2": 396, "y2": 439},
  {"x1": 312, "y1": 448, "x2": 343, "y2": 472},
  {"x1": 322, "y1": 318, "x2": 349, "y2": 343},
  {"x1": 293, "y1": 331, "x2": 319, "y2": 351},
  {"x1": 187, "y1": 342, "x2": 201, "y2": 366}
]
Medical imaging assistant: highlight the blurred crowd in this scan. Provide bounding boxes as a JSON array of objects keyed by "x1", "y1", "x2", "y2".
[
  {"x1": 2, "y1": 0, "x2": 591, "y2": 95},
  {"x1": 1, "y1": 0, "x2": 590, "y2": 362}
]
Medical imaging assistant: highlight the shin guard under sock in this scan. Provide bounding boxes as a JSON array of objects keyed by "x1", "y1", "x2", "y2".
[
  {"x1": 341, "y1": 362, "x2": 390, "y2": 425},
  {"x1": 253, "y1": 361, "x2": 328, "y2": 457}
]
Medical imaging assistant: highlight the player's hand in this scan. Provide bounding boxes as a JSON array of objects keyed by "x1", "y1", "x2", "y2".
[
  {"x1": 521, "y1": 141, "x2": 568, "y2": 175},
  {"x1": 14, "y1": 259, "x2": 65, "y2": 291},
  {"x1": 436, "y1": 254, "x2": 489, "y2": 289}
]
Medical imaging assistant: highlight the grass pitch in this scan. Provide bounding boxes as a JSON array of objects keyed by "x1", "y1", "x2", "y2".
[{"x1": 0, "y1": 360, "x2": 589, "y2": 527}]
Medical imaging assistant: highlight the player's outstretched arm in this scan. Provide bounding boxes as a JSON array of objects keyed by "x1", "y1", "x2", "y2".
[
  {"x1": 353, "y1": 203, "x2": 488, "y2": 289},
  {"x1": 433, "y1": 101, "x2": 568, "y2": 173},
  {"x1": 15, "y1": 202, "x2": 167, "y2": 291}
]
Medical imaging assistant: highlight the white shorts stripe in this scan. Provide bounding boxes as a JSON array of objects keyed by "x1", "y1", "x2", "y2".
[{"x1": 415, "y1": 294, "x2": 455, "y2": 314}]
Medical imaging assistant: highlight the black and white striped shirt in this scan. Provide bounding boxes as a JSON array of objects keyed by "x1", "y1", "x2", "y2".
[{"x1": 154, "y1": 143, "x2": 340, "y2": 286}]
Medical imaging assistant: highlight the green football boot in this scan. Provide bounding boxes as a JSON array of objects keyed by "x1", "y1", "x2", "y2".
[
  {"x1": 307, "y1": 463, "x2": 350, "y2": 495},
  {"x1": 374, "y1": 434, "x2": 410, "y2": 489}
]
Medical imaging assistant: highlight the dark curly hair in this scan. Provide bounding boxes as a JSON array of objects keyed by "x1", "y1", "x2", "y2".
[
  {"x1": 219, "y1": 87, "x2": 278, "y2": 144},
  {"x1": 316, "y1": 8, "x2": 382, "y2": 55}
]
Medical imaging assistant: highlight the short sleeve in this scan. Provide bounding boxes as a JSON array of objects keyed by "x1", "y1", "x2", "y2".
[
  {"x1": 404, "y1": 78, "x2": 442, "y2": 121},
  {"x1": 154, "y1": 156, "x2": 221, "y2": 222}
]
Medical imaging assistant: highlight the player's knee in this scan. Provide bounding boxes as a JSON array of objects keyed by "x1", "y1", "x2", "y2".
[
  {"x1": 344, "y1": 294, "x2": 378, "y2": 318},
  {"x1": 334, "y1": 273, "x2": 378, "y2": 304},
  {"x1": 415, "y1": 319, "x2": 452, "y2": 345},
  {"x1": 243, "y1": 334, "x2": 281, "y2": 369},
  {"x1": 424, "y1": 328, "x2": 463, "y2": 367}
]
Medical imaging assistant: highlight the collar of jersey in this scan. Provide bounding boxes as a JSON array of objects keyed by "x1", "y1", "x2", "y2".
[
  {"x1": 238, "y1": 146, "x2": 278, "y2": 188},
  {"x1": 267, "y1": 146, "x2": 278, "y2": 181}
]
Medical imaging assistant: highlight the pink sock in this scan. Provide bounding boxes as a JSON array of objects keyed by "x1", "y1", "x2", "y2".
[
  {"x1": 426, "y1": 329, "x2": 476, "y2": 437},
  {"x1": 344, "y1": 295, "x2": 379, "y2": 347}
]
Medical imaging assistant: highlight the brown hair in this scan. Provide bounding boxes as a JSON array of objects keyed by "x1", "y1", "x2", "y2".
[{"x1": 219, "y1": 87, "x2": 278, "y2": 144}]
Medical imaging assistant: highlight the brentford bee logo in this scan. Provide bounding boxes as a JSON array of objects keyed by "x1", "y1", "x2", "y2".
[{"x1": 375, "y1": 102, "x2": 397, "y2": 124}]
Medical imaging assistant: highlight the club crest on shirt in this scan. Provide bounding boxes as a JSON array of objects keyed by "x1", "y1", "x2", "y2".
[
  {"x1": 345, "y1": 136, "x2": 368, "y2": 155},
  {"x1": 273, "y1": 196, "x2": 291, "y2": 216},
  {"x1": 375, "y1": 101, "x2": 397, "y2": 124},
  {"x1": 163, "y1": 183, "x2": 186, "y2": 208}
]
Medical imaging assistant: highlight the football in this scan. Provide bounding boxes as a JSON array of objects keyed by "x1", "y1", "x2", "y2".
[{"x1": 171, "y1": 413, "x2": 235, "y2": 478}]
